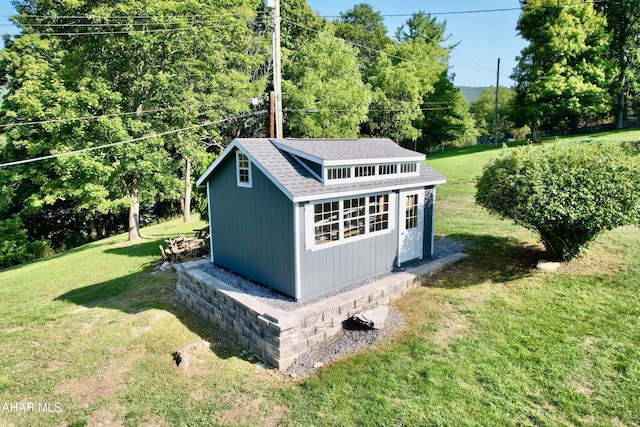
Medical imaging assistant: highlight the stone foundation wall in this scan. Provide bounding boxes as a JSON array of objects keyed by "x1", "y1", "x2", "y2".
[{"x1": 175, "y1": 254, "x2": 466, "y2": 370}]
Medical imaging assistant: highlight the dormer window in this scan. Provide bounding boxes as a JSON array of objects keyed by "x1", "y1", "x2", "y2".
[
  {"x1": 322, "y1": 162, "x2": 419, "y2": 184},
  {"x1": 400, "y1": 162, "x2": 417, "y2": 173},
  {"x1": 355, "y1": 165, "x2": 376, "y2": 177},
  {"x1": 379, "y1": 164, "x2": 398, "y2": 175},
  {"x1": 236, "y1": 151, "x2": 252, "y2": 188},
  {"x1": 327, "y1": 167, "x2": 351, "y2": 180}
]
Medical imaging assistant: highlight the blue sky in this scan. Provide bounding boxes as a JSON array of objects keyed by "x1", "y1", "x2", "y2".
[
  {"x1": 307, "y1": 0, "x2": 526, "y2": 87},
  {"x1": 0, "y1": 0, "x2": 526, "y2": 87}
]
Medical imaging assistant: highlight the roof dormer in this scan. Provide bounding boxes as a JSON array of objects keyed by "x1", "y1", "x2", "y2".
[{"x1": 271, "y1": 138, "x2": 424, "y2": 186}]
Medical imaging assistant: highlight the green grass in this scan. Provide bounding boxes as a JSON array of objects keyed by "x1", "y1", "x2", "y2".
[{"x1": 1, "y1": 129, "x2": 639, "y2": 426}]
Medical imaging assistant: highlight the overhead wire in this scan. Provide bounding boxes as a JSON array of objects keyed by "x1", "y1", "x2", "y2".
[
  {"x1": 0, "y1": 110, "x2": 267, "y2": 168},
  {"x1": 0, "y1": 101, "x2": 242, "y2": 129}
]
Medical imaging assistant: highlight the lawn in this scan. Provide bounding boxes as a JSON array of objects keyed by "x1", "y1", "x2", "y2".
[{"x1": 1, "y1": 130, "x2": 639, "y2": 426}]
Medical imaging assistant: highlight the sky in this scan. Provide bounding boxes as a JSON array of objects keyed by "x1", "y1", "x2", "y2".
[
  {"x1": 307, "y1": 0, "x2": 527, "y2": 87},
  {"x1": 0, "y1": 0, "x2": 527, "y2": 88}
]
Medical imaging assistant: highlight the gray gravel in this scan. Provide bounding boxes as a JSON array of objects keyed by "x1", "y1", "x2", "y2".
[
  {"x1": 198, "y1": 236, "x2": 470, "y2": 378},
  {"x1": 199, "y1": 235, "x2": 470, "y2": 311},
  {"x1": 283, "y1": 306, "x2": 405, "y2": 378}
]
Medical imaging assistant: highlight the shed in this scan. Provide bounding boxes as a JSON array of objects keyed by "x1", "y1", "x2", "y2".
[{"x1": 196, "y1": 138, "x2": 446, "y2": 301}]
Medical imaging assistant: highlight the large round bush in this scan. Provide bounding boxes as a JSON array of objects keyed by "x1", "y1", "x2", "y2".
[{"x1": 475, "y1": 143, "x2": 640, "y2": 260}]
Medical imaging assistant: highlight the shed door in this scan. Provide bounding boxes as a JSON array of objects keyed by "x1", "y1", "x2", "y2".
[{"x1": 398, "y1": 189, "x2": 425, "y2": 265}]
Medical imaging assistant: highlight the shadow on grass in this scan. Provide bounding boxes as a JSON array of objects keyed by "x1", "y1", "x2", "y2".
[
  {"x1": 103, "y1": 237, "x2": 167, "y2": 258},
  {"x1": 54, "y1": 268, "x2": 239, "y2": 363},
  {"x1": 427, "y1": 233, "x2": 545, "y2": 288}
]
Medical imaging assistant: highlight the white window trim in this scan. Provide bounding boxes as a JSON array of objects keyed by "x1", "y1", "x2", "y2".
[
  {"x1": 304, "y1": 192, "x2": 396, "y2": 251},
  {"x1": 236, "y1": 151, "x2": 252, "y2": 188},
  {"x1": 322, "y1": 162, "x2": 420, "y2": 185}
]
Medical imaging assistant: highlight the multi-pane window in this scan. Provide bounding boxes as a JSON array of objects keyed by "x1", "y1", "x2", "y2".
[
  {"x1": 400, "y1": 162, "x2": 417, "y2": 174},
  {"x1": 355, "y1": 165, "x2": 376, "y2": 177},
  {"x1": 312, "y1": 194, "x2": 390, "y2": 247},
  {"x1": 405, "y1": 194, "x2": 418, "y2": 229},
  {"x1": 324, "y1": 162, "x2": 418, "y2": 183},
  {"x1": 378, "y1": 164, "x2": 398, "y2": 175},
  {"x1": 314, "y1": 202, "x2": 340, "y2": 245},
  {"x1": 343, "y1": 197, "x2": 366, "y2": 238},
  {"x1": 327, "y1": 167, "x2": 351, "y2": 180},
  {"x1": 369, "y1": 194, "x2": 389, "y2": 232},
  {"x1": 236, "y1": 152, "x2": 251, "y2": 187}
]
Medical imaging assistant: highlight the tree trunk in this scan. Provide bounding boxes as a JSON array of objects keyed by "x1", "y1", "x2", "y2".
[
  {"x1": 531, "y1": 121, "x2": 539, "y2": 143},
  {"x1": 616, "y1": 47, "x2": 627, "y2": 129},
  {"x1": 128, "y1": 184, "x2": 142, "y2": 241},
  {"x1": 183, "y1": 157, "x2": 191, "y2": 223}
]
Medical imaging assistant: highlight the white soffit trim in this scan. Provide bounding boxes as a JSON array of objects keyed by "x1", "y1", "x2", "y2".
[
  {"x1": 196, "y1": 139, "x2": 295, "y2": 202},
  {"x1": 292, "y1": 179, "x2": 447, "y2": 203},
  {"x1": 195, "y1": 139, "x2": 241, "y2": 187}
]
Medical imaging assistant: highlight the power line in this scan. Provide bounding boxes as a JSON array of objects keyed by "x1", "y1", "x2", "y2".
[
  {"x1": 0, "y1": 111, "x2": 267, "y2": 168},
  {"x1": 0, "y1": 12, "x2": 250, "y2": 20},
  {"x1": 0, "y1": 100, "x2": 242, "y2": 129},
  {"x1": 281, "y1": 18, "x2": 441, "y2": 71},
  {"x1": 284, "y1": 107, "x2": 452, "y2": 113},
  {"x1": 21, "y1": 21, "x2": 248, "y2": 37},
  {"x1": 320, "y1": 1, "x2": 606, "y2": 19}
]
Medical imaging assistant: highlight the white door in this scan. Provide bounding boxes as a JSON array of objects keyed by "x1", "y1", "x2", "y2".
[{"x1": 398, "y1": 189, "x2": 425, "y2": 265}]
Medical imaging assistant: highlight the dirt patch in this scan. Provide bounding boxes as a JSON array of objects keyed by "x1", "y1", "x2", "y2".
[
  {"x1": 45, "y1": 360, "x2": 68, "y2": 372},
  {"x1": 55, "y1": 364, "x2": 126, "y2": 406},
  {"x1": 431, "y1": 303, "x2": 469, "y2": 347},
  {"x1": 217, "y1": 395, "x2": 287, "y2": 427},
  {"x1": 568, "y1": 378, "x2": 593, "y2": 398},
  {"x1": 136, "y1": 414, "x2": 170, "y2": 427},
  {"x1": 87, "y1": 405, "x2": 125, "y2": 426}
]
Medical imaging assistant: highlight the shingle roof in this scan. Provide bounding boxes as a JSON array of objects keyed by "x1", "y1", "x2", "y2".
[
  {"x1": 271, "y1": 138, "x2": 424, "y2": 164},
  {"x1": 198, "y1": 138, "x2": 446, "y2": 202}
]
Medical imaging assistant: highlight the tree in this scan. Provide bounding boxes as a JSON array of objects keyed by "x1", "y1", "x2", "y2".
[
  {"x1": 469, "y1": 86, "x2": 516, "y2": 138},
  {"x1": 334, "y1": 4, "x2": 392, "y2": 68},
  {"x1": 282, "y1": 32, "x2": 371, "y2": 138},
  {"x1": 511, "y1": 0, "x2": 612, "y2": 140},
  {"x1": 1, "y1": 0, "x2": 267, "y2": 244},
  {"x1": 362, "y1": 12, "x2": 449, "y2": 142},
  {"x1": 595, "y1": 0, "x2": 640, "y2": 128},
  {"x1": 411, "y1": 70, "x2": 477, "y2": 151},
  {"x1": 476, "y1": 143, "x2": 640, "y2": 260}
]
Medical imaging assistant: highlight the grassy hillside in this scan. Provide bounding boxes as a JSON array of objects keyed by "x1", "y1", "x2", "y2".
[{"x1": 1, "y1": 131, "x2": 639, "y2": 426}]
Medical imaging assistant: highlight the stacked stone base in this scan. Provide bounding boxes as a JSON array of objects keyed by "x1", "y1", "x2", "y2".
[{"x1": 175, "y1": 254, "x2": 467, "y2": 370}]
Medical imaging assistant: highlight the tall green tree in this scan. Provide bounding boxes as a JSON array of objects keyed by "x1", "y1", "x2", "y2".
[
  {"x1": 1, "y1": 0, "x2": 267, "y2": 243},
  {"x1": 511, "y1": 0, "x2": 612, "y2": 140},
  {"x1": 334, "y1": 3, "x2": 392, "y2": 68},
  {"x1": 282, "y1": 32, "x2": 371, "y2": 138},
  {"x1": 414, "y1": 71, "x2": 478, "y2": 150},
  {"x1": 595, "y1": 0, "x2": 640, "y2": 127},
  {"x1": 469, "y1": 86, "x2": 517, "y2": 138},
  {"x1": 386, "y1": 11, "x2": 475, "y2": 150}
]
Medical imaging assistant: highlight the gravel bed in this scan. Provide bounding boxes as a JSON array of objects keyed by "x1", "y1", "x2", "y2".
[
  {"x1": 197, "y1": 236, "x2": 470, "y2": 378},
  {"x1": 198, "y1": 235, "x2": 470, "y2": 312},
  {"x1": 283, "y1": 306, "x2": 405, "y2": 378}
]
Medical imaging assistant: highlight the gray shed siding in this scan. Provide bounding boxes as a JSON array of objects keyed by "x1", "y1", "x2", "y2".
[
  {"x1": 296, "y1": 202, "x2": 399, "y2": 300},
  {"x1": 209, "y1": 150, "x2": 295, "y2": 297}
]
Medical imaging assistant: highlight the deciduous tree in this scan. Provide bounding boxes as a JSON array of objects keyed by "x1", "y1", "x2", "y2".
[{"x1": 511, "y1": 0, "x2": 612, "y2": 140}]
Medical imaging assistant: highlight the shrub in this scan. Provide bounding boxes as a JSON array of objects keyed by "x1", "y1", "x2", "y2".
[
  {"x1": 475, "y1": 143, "x2": 640, "y2": 260},
  {"x1": 0, "y1": 216, "x2": 52, "y2": 268}
]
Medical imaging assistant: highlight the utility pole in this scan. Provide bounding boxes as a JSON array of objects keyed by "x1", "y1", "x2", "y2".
[
  {"x1": 269, "y1": 91, "x2": 275, "y2": 138},
  {"x1": 265, "y1": 0, "x2": 283, "y2": 138},
  {"x1": 493, "y1": 58, "x2": 500, "y2": 148}
]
